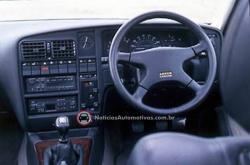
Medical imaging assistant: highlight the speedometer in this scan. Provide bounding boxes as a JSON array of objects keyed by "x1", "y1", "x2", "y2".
[{"x1": 131, "y1": 34, "x2": 160, "y2": 51}]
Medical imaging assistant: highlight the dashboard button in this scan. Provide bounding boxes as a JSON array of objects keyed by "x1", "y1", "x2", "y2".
[
  {"x1": 80, "y1": 103, "x2": 87, "y2": 108},
  {"x1": 41, "y1": 65, "x2": 49, "y2": 75},
  {"x1": 80, "y1": 63, "x2": 87, "y2": 72},
  {"x1": 89, "y1": 94, "x2": 94, "y2": 99},
  {"x1": 58, "y1": 63, "x2": 67, "y2": 73},
  {"x1": 92, "y1": 88, "x2": 98, "y2": 93},
  {"x1": 68, "y1": 64, "x2": 76, "y2": 73},
  {"x1": 50, "y1": 65, "x2": 59, "y2": 74},
  {"x1": 89, "y1": 108, "x2": 95, "y2": 111},
  {"x1": 22, "y1": 65, "x2": 31, "y2": 76},
  {"x1": 31, "y1": 65, "x2": 40, "y2": 75},
  {"x1": 88, "y1": 58, "x2": 96, "y2": 63},
  {"x1": 93, "y1": 101, "x2": 98, "y2": 107},
  {"x1": 101, "y1": 57, "x2": 109, "y2": 63},
  {"x1": 88, "y1": 63, "x2": 96, "y2": 72}
]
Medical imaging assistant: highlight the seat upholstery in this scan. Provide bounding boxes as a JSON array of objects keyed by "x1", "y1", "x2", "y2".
[{"x1": 127, "y1": 133, "x2": 250, "y2": 165}]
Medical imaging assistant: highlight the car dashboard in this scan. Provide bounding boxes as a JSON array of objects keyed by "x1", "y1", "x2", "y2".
[{"x1": 0, "y1": 20, "x2": 222, "y2": 131}]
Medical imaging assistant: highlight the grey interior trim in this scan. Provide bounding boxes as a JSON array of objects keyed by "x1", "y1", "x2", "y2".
[
  {"x1": 227, "y1": 115, "x2": 249, "y2": 137},
  {"x1": 217, "y1": 108, "x2": 249, "y2": 137},
  {"x1": 101, "y1": 129, "x2": 114, "y2": 165},
  {"x1": 18, "y1": 134, "x2": 28, "y2": 165},
  {"x1": 128, "y1": 133, "x2": 250, "y2": 165},
  {"x1": 220, "y1": 0, "x2": 250, "y2": 132}
]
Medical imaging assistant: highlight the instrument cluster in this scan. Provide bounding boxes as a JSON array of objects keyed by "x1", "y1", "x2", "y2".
[{"x1": 102, "y1": 29, "x2": 196, "y2": 56}]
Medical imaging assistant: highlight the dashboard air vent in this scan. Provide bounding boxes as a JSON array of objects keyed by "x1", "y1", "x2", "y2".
[
  {"x1": 52, "y1": 40, "x2": 76, "y2": 58},
  {"x1": 21, "y1": 42, "x2": 46, "y2": 60}
]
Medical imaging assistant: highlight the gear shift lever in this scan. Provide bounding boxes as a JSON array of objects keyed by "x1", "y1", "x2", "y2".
[
  {"x1": 55, "y1": 116, "x2": 70, "y2": 143},
  {"x1": 43, "y1": 116, "x2": 84, "y2": 165}
]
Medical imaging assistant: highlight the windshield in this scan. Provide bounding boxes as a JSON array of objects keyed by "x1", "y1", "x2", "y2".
[{"x1": 0, "y1": 0, "x2": 235, "y2": 28}]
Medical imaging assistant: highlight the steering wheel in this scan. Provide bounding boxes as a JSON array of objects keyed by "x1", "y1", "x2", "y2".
[{"x1": 109, "y1": 11, "x2": 217, "y2": 115}]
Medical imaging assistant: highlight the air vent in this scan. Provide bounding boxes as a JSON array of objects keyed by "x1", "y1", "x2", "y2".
[
  {"x1": 52, "y1": 40, "x2": 76, "y2": 58},
  {"x1": 21, "y1": 42, "x2": 46, "y2": 60}
]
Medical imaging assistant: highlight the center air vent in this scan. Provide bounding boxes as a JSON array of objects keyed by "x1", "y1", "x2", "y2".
[
  {"x1": 21, "y1": 42, "x2": 46, "y2": 60},
  {"x1": 52, "y1": 40, "x2": 76, "y2": 58}
]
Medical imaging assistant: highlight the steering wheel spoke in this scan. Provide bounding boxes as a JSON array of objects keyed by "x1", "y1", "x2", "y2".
[
  {"x1": 117, "y1": 52, "x2": 130, "y2": 63},
  {"x1": 187, "y1": 80, "x2": 202, "y2": 93},
  {"x1": 177, "y1": 70, "x2": 202, "y2": 93},
  {"x1": 117, "y1": 51, "x2": 146, "y2": 67},
  {"x1": 133, "y1": 85, "x2": 148, "y2": 102},
  {"x1": 175, "y1": 47, "x2": 197, "y2": 62},
  {"x1": 192, "y1": 41, "x2": 208, "y2": 55}
]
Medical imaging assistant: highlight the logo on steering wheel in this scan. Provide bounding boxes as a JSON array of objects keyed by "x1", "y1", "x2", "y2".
[{"x1": 160, "y1": 71, "x2": 173, "y2": 78}]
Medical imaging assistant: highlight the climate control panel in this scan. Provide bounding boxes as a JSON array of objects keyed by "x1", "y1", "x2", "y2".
[{"x1": 28, "y1": 96, "x2": 77, "y2": 114}]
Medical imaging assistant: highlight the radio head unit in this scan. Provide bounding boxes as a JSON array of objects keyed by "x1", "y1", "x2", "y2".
[{"x1": 25, "y1": 75, "x2": 76, "y2": 93}]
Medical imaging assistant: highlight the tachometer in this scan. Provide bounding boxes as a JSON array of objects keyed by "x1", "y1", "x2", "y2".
[{"x1": 131, "y1": 34, "x2": 160, "y2": 51}]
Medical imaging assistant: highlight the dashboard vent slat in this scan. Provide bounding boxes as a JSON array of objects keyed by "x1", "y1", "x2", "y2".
[
  {"x1": 21, "y1": 42, "x2": 46, "y2": 60},
  {"x1": 52, "y1": 40, "x2": 76, "y2": 58}
]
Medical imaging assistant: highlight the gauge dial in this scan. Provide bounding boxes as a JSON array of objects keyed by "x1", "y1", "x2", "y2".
[
  {"x1": 120, "y1": 37, "x2": 131, "y2": 52},
  {"x1": 81, "y1": 35, "x2": 94, "y2": 49},
  {"x1": 106, "y1": 37, "x2": 131, "y2": 55},
  {"x1": 163, "y1": 33, "x2": 184, "y2": 47},
  {"x1": 131, "y1": 34, "x2": 160, "y2": 51},
  {"x1": 168, "y1": 34, "x2": 177, "y2": 42}
]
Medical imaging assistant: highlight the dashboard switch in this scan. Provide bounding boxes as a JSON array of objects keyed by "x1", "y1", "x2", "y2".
[
  {"x1": 31, "y1": 65, "x2": 40, "y2": 75},
  {"x1": 58, "y1": 61, "x2": 67, "y2": 73},
  {"x1": 80, "y1": 63, "x2": 87, "y2": 72},
  {"x1": 68, "y1": 61, "x2": 76, "y2": 73},
  {"x1": 49, "y1": 61, "x2": 59, "y2": 74},
  {"x1": 50, "y1": 65, "x2": 59, "y2": 74},
  {"x1": 93, "y1": 101, "x2": 98, "y2": 107},
  {"x1": 22, "y1": 64, "x2": 31, "y2": 76},
  {"x1": 88, "y1": 63, "x2": 96, "y2": 72},
  {"x1": 80, "y1": 103, "x2": 87, "y2": 108},
  {"x1": 41, "y1": 65, "x2": 49, "y2": 75},
  {"x1": 92, "y1": 88, "x2": 98, "y2": 93}
]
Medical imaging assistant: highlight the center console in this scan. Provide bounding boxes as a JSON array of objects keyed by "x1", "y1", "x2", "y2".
[
  {"x1": 18, "y1": 30, "x2": 104, "y2": 165},
  {"x1": 19, "y1": 30, "x2": 101, "y2": 131}
]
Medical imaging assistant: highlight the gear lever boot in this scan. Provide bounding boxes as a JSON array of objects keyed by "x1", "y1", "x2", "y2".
[{"x1": 43, "y1": 116, "x2": 84, "y2": 165}]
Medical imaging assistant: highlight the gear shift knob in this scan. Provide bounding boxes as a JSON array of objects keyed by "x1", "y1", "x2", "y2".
[
  {"x1": 44, "y1": 116, "x2": 84, "y2": 165},
  {"x1": 55, "y1": 116, "x2": 70, "y2": 143}
]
